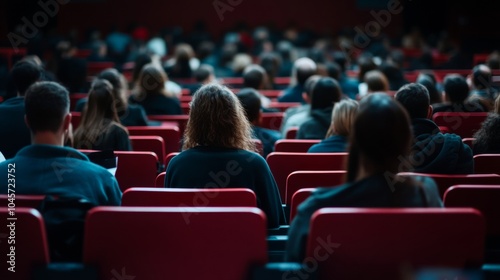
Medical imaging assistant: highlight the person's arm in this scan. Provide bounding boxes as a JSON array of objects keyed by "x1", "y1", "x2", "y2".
[
  {"x1": 418, "y1": 176, "x2": 443, "y2": 207},
  {"x1": 136, "y1": 106, "x2": 149, "y2": 126}
]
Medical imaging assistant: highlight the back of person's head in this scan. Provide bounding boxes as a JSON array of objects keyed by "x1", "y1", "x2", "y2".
[
  {"x1": 174, "y1": 43, "x2": 195, "y2": 62},
  {"x1": 194, "y1": 65, "x2": 215, "y2": 83},
  {"x1": 357, "y1": 56, "x2": 377, "y2": 81},
  {"x1": 24, "y1": 81, "x2": 69, "y2": 133},
  {"x1": 97, "y1": 68, "x2": 128, "y2": 112},
  {"x1": 260, "y1": 52, "x2": 280, "y2": 78},
  {"x1": 310, "y1": 77, "x2": 342, "y2": 110},
  {"x1": 237, "y1": 88, "x2": 261, "y2": 124},
  {"x1": 243, "y1": 64, "x2": 266, "y2": 89},
  {"x1": 417, "y1": 74, "x2": 441, "y2": 104},
  {"x1": 325, "y1": 62, "x2": 341, "y2": 81},
  {"x1": 347, "y1": 93, "x2": 412, "y2": 181},
  {"x1": 326, "y1": 99, "x2": 359, "y2": 138},
  {"x1": 136, "y1": 64, "x2": 168, "y2": 96},
  {"x1": 395, "y1": 83, "x2": 430, "y2": 119},
  {"x1": 233, "y1": 53, "x2": 253, "y2": 74},
  {"x1": 487, "y1": 51, "x2": 500, "y2": 70},
  {"x1": 380, "y1": 63, "x2": 407, "y2": 90},
  {"x1": 443, "y1": 74, "x2": 470, "y2": 104},
  {"x1": 364, "y1": 70, "x2": 389, "y2": 93},
  {"x1": 133, "y1": 53, "x2": 153, "y2": 83},
  {"x1": 333, "y1": 52, "x2": 348, "y2": 72},
  {"x1": 10, "y1": 60, "x2": 42, "y2": 96},
  {"x1": 294, "y1": 57, "x2": 317, "y2": 85},
  {"x1": 472, "y1": 64, "x2": 492, "y2": 89},
  {"x1": 184, "y1": 84, "x2": 254, "y2": 151},
  {"x1": 304, "y1": 75, "x2": 322, "y2": 98},
  {"x1": 388, "y1": 50, "x2": 404, "y2": 69}
]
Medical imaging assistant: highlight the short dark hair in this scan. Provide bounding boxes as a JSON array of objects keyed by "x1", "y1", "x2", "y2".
[
  {"x1": 443, "y1": 75, "x2": 470, "y2": 104},
  {"x1": 243, "y1": 65, "x2": 265, "y2": 89},
  {"x1": 472, "y1": 64, "x2": 492, "y2": 89},
  {"x1": 10, "y1": 60, "x2": 42, "y2": 96},
  {"x1": 194, "y1": 65, "x2": 214, "y2": 83},
  {"x1": 25, "y1": 81, "x2": 69, "y2": 133},
  {"x1": 325, "y1": 62, "x2": 341, "y2": 81},
  {"x1": 297, "y1": 65, "x2": 316, "y2": 85},
  {"x1": 395, "y1": 83, "x2": 430, "y2": 119},
  {"x1": 237, "y1": 88, "x2": 261, "y2": 123},
  {"x1": 310, "y1": 77, "x2": 342, "y2": 110}
]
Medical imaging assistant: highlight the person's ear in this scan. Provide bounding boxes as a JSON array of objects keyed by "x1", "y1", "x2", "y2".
[
  {"x1": 427, "y1": 105, "x2": 433, "y2": 119},
  {"x1": 63, "y1": 113, "x2": 72, "y2": 131},
  {"x1": 302, "y1": 92, "x2": 309, "y2": 103}
]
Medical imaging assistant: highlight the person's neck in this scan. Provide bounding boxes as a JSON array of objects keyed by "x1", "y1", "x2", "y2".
[{"x1": 32, "y1": 131, "x2": 65, "y2": 147}]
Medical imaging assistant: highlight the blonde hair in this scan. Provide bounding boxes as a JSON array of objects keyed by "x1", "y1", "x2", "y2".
[
  {"x1": 183, "y1": 83, "x2": 255, "y2": 151},
  {"x1": 326, "y1": 99, "x2": 359, "y2": 138}
]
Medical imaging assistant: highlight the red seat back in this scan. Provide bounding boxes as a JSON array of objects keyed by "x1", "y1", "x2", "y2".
[
  {"x1": 127, "y1": 126, "x2": 180, "y2": 155},
  {"x1": 462, "y1": 138, "x2": 475, "y2": 150},
  {"x1": 148, "y1": 115, "x2": 189, "y2": 136},
  {"x1": 0, "y1": 208, "x2": 50, "y2": 280},
  {"x1": 86, "y1": 61, "x2": 115, "y2": 76},
  {"x1": 474, "y1": 154, "x2": 500, "y2": 174},
  {"x1": 398, "y1": 172, "x2": 500, "y2": 198},
  {"x1": 444, "y1": 185, "x2": 500, "y2": 236},
  {"x1": 266, "y1": 152, "x2": 348, "y2": 200},
  {"x1": 164, "y1": 152, "x2": 180, "y2": 169},
  {"x1": 260, "y1": 112, "x2": 283, "y2": 130},
  {"x1": 432, "y1": 112, "x2": 488, "y2": 138},
  {"x1": 285, "y1": 127, "x2": 299, "y2": 139},
  {"x1": 155, "y1": 172, "x2": 166, "y2": 187},
  {"x1": 83, "y1": 207, "x2": 267, "y2": 280},
  {"x1": 290, "y1": 188, "x2": 315, "y2": 221},
  {"x1": 286, "y1": 170, "x2": 346, "y2": 204},
  {"x1": 70, "y1": 111, "x2": 82, "y2": 130},
  {"x1": 275, "y1": 139, "x2": 321, "y2": 153},
  {"x1": 122, "y1": 187, "x2": 257, "y2": 207},
  {"x1": 130, "y1": 135, "x2": 166, "y2": 162},
  {"x1": 114, "y1": 151, "x2": 159, "y2": 191},
  {"x1": 307, "y1": 208, "x2": 484, "y2": 280}
]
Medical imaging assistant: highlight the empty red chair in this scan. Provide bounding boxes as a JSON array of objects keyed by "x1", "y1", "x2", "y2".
[
  {"x1": 274, "y1": 139, "x2": 321, "y2": 153},
  {"x1": 398, "y1": 172, "x2": 500, "y2": 198},
  {"x1": 122, "y1": 187, "x2": 256, "y2": 207},
  {"x1": 0, "y1": 194, "x2": 44, "y2": 208},
  {"x1": 148, "y1": 115, "x2": 189, "y2": 136},
  {"x1": 444, "y1": 185, "x2": 500, "y2": 236},
  {"x1": 70, "y1": 111, "x2": 82, "y2": 130},
  {"x1": 86, "y1": 61, "x2": 115, "y2": 76},
  {"x1": 0, "y1": 208, "x2": 50, "y2": 280},
  {"x1": 260, "y1": 112, "x2": 284, "y2": 130},
  {"x1": 306, "y1": 208, "x2": 484, "y2": 280},
  {"x1": 163, "y1": 152, "x2": 180, "y2": 169},
  {"x1": 114, "y1": 151, "x2": 159, "y2": 191},
  {"x1": 155, "y1": 172, "x2": 166, "y2": 187},
  {"x1": 286, "y1": 170, "x2": 346, "y2": 204},
  {"x1": 127, "y1": 126, "x2": 180, "y2": 155},
  {"x1": 266, "y1": 152, "x2": 348, "y2": 200},
  {"x1": 474, "y1": 154, "x2": 500, "y2": 174},
  {"x1": 433, "y1": 112, "x2": 488, "y2": 138},
  {"x1": 130, "y1": 135, "x2": 166, "y2": 162},
  {"x1": 462, "y1": 138, "x2": 475, "y2": 149},
  {"x1": 285, "y1": 127, "x2": 299, "y2": 139},
  {"x1": 83, "y1": 207, "x2": 267, "y2": 280},
  {"x1": 290, "y1": 188, "x2": 315, "y2": 221}
]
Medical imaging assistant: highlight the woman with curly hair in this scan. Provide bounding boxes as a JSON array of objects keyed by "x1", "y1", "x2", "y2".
[
  {"x1": 164, "y1": 83, "x2": 285, "y2": 228},
  {"x1": 473, "y1": 95, "x2": 500, "y2": 154}
]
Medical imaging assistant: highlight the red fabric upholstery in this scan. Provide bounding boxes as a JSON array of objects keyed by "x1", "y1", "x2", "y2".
[
  {"x1": 286, "y1": 170, "x2": 346, "y2": 204},
  {"x1": 274, "y1": 139, "x2": 321, "y2": 153},
  {"x1": 127, "y1": 126, "x2": 180, "y2": 155},
  {"x1": 130, "y1": 135, "x2": 166, "y2": 162}
]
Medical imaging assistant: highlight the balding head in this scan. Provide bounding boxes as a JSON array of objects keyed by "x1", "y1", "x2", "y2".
[
  {"x1": 294, "y1": 58, "x2": 317, "y2": 85},
  {"x1": 472, "y1": 64, "x2": 492, "y2": 90}
]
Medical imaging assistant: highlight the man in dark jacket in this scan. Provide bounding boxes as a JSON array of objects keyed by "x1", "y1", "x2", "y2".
[{"x1": 395, "y1": 83, "x2": 473, "y2": 174}]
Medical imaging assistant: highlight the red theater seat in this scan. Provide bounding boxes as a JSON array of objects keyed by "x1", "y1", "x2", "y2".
[
  {"x1": 433, "y1": 112, "x2": 488, "y2": 138},
  {"x1": 274, "y1": 139, "x2": 320, "y2": 153},
  {"x1": 286, "y1": 170, "x2": 346, "y2": 204},
  {"x1": 163, "y1": 152, "x2": 180, "y2": 169},
  {"x1": 148, "y1": 115, "x2": 189, "y2": 136},
  {"x1": 114, "y1": 151, "x2": 159, "y2": 191},
  {"x1": 306, "y1": 208, "x2": 484, "y2": 280},
  {"x1": 127, "y1": 126, "x2": 181, "y2": 155},
  {"x1": 0, "y1": 208, "x2": 50, "y2": 280},
  {"x1": 155, "y1": 172, "x2": 166, "y2": 187},
  {"x1": 260, "y1": 112, "x2": 283, "y2": 130},
  {"x1": 285, "y1": 127, "x2": 299, "y2": 139},
  {"x1": 83, "y1": 207, "x2": 267, "y2": 280},
  {"x1": 462, "y1": 138, "x2": 475, "y2": 150},
  {"x1": 474, "y1": 154, "x2": 500, "y2": 174},
  {"x1": 122, "y1": 187, "x2": 256, "y2": 207},
  {"x1": 289, "y1": 188, "x2": 315, "y2": 221},
  {"x1": 130, "y1": 135, "x2": 166, "y2": 162}
]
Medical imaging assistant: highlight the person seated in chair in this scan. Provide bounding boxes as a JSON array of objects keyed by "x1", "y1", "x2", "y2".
[
  {"x1": 432, "y1": 75, "x2": 485, "y2": 114},
  {"x1": 278, "y1": 58, "x2": 317, "y2": 104}
]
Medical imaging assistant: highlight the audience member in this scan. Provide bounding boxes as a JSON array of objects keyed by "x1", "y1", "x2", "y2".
[
  {"x1": 237, "y1": 88, "x2": 281, "y2": 157},
  {"x1": 278, "y1": 57, "x2": 317, "y2": 103},
  {"x1": 433, "y1": 74, "x2": 485, "y2": 113},
  {"x1": 0, "y1": 81, "x2": 122, "y2": 206},
  {"x1": 130, "y1": 64, "x2": 182, "y2": 115},
  {"x1": 297, "y1": 77, "x2": 342, "y2": 139},
  {"x1": 164, "y1": 84, "x2": 286, "y2": 228},
  {"x1": 469, "y1": 64, "x2": 498, "y2": 111},
  {"x1": 184, "y1": 64, "x2": 216, "y2": 94},
  {"x1": 473, "y1": 95, "x2": 500, "y2": 154},
  {"x1": 380, "y1": 62, "x2": 409, "y2": 91},
  {"x1": 0, "y1": 61, "x2": 42, "y2": 158},
  {"x1": 242, "y1": 64, "x2": 272, "y2": 108},
  {"x1": 395, "y1": 83, "x2": 473, "y2": 174},
  {"x1": 131, "y1": 52, "x2": 182, "y2": 97},
  {"x1": 356, "y1": 56, "x2": 378, "y2": 97},
  {"x1": 164, "y1": 43, "x2": 199, "y2": 79},
  {"x1": 308, "y1": 99, "x2": 358, "y2": 153},
  {"x1": 55, "y1": 41, "x2": 87, "y2": 93},
  {"x1": 417, "y1": 74, "x2": 442, "y2": 104},
  {"x1": 74, "y1": 80, "x2": 131, "y2": 151},
  {"x1": 332, "y1": 52, "x2": 359, "y2": 99},
  {"x1": 286, "y1": 93, "x2": 442, "y2": 262},
  {"x1": 365, "y1": 70, "x2": 390, "y2": 94}
]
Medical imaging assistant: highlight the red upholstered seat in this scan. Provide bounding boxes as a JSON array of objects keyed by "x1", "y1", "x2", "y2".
[{"x1": 274, "y1": 139, "x2": 321, "y2": 153}]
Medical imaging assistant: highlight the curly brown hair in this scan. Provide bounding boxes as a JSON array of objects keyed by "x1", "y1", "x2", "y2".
[{"x1": 183, "y1": 83, "x2": 255, "y2": 151}]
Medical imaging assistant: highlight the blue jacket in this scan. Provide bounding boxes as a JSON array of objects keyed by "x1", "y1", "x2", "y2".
[
  {"x1": 308, "y1": 135, "x2": 348, "y2": 153},
  {"x1": 0, "y1": 145, "x2": 122, "y2": 206},
  {"x1": 278, "y1": 84, "x2": 306, "y2": 104},
  {"x1": 0, "y1": 97, "x2": 31, "y2": 159}
]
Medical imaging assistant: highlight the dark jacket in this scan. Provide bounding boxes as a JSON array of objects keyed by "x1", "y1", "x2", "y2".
[
  {"x1": 278, "y1": 84, "x2": 306, "y2": 104},
  {"x1": 411, "y1": 118, "x2": 473, "y2": 174},
  {"x1": 129, "y1": 94, "x2": 182, "y2": 116},
  {"x1": 308, "y1": 135, "x2": 348, "y2": 153},
  {"x1": 76, "y1": 123, "x2": 131, "y2": 151},
  {"x1": 286, "y1": 173, "x2": 442, "y2": 262},
  {"x1": 164, "y1": 146, "x2": 286, "y2": 228},
  {"x1": 297, "y1": 107, "x2": 333, "y2": 139},
  {"x1": 252, "y1": 126, "x2": 281, "y2": 157},
  {"x1": 0, "y1": 97, "x2": 31, "y2": 159}
]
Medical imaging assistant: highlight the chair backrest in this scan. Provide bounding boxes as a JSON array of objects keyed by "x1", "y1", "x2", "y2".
[
  {"x1": 285, "y1": 127, "x2": 299, "y2": 139},
  {"x1": 444, "y1": 185, "x2": 500, "y2": 236},
  {"x1": 83, "y1": 207, "x2": 267, "y2": 280},
  {"x1": 260, "y1": 112, "x2": 283, "y2": 130},
  {"x1": 398, "y1": 172, "x2": 500, "y2": 198},
  {"x1": 0, "y1": 208, "x2": 50, "y2": 280},
  {"x1": 274, "y1": 139, "x2": 321, "y2": 153},
  {"x1": 290, "y1": 188, "x2": 315, "y2": 221},
  {"x1": 130, "y1": 135, "x2": 166, "y2": 163},
  {"x1": 127, "y1": 126, "x2": 181, "y2": 155},
  {"x1": 114, "y1": 151, "x2": 159, "y2": 191},
  {"x1": 155, "y1": 172, "x2": 166, "y2": 187},
  {"x1": 86, "y1": 61, "x2": 115, "y2": 76},
  {"x1": 306, "y1": 208, "x2": 484, "y2": 280},
  {"x1": 266, "y1": 152, "x2": 348, "y2": 200},
  {"x1": 432, "y1": 112, "x2": 488, "y2": 138},
  {"x1": 462, "y1": 138, "x2": 475, "y2": 150},
  {"x1": 147, "y1": 115, "x2": 189, "y2": 136},
  {"x1": 70, "y1": 111, "x2": 82, "y2": 130},
  {"x1": 474, "y1": 154, "x2": 500, "y2": 174},
  {"x1": 122, "y1": 187, "x2": 257, "y2": 207},
  {"x1": 0, "y1": 194, "x2": 45, "y2": 208},
  {"x1": 164, "y1": 152, "x2": 180, "y2": 169},
  {"x1": 286, "y1": 170, "x2": 346, "y2": 204}
]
